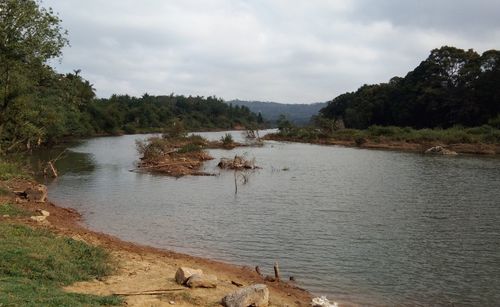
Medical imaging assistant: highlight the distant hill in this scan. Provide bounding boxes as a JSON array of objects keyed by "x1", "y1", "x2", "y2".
[{"x1": 228, "y1": 100, "x2": 327, "y2": 125}]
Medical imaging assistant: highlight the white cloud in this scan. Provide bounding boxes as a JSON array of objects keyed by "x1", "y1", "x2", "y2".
[{"x1": 43, "y1": 0, "x2": 500, "y2": 103}]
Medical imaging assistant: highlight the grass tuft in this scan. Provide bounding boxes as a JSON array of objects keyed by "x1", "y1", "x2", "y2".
[
  {"x1": 0, "y1": 203, "x2": 30, "y2": 217},
  {"x1": 0, "y1": 223, "x2": 122, "y2": 306}
]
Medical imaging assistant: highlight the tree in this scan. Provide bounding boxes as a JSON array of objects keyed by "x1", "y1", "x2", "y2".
[
  {"x1": 320, "y1": 46, "x2": 500, "y2": 129},
  {"x1": 0, "y1": 0, "x2": 68, "y2": 152},
  {"x1": 277, "y1": 114, "x2": 293, "y2": 134}
]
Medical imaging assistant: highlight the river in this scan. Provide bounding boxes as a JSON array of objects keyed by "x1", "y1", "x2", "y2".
[{"x1": 40, "y1": 131, "x2": 500, "y2": 306}]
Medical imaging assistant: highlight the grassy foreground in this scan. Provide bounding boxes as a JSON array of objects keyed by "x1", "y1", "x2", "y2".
[{"x1": 0, "y1": 219, "x2": 122, "y2": 306}]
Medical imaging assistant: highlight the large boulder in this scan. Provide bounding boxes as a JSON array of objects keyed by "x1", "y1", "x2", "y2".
[
  {"x1": 186, "y1": 273, "x2": 217, "y2": 288},
  {"x1": 175, "y1": 267, "x2": 203, "y2": 285},
  {"x1": 424, "y1": 146, "x2": 457, "y2": 155},
  {"x1": 222, "y1": 284, "x2": 269, "y2": 307}
]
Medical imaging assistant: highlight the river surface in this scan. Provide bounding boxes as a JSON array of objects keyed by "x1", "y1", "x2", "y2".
[{"x1": 41, "y1": 131, "x2": 500, "y2": 306}]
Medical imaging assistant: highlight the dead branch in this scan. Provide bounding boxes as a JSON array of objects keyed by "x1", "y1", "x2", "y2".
[{"x1": 113, "y1": 288, "x2": 186, "y2": 296}]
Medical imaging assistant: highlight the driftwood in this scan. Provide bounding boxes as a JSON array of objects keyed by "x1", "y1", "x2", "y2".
[
  {"x1": 274, "y1": 261, "x2": 280, "y2": 282},
  {"x1": 255, "y1": 266, "x2": 262, "y2": 276},
  {"x1": 131, "y1": 161, "x2": 197, "y2": 171},
  {"x1": 218, "y1": 155, "x2": 258, "y2": 170},
  {"x1": 46, "y1": 161, "x2": 58, "y2": 177},
  {"x1": 113, "y1": 288, "x2": 185, "y2": 296},
  {"x1": 43, "y1": 149, "x2": 67, "y2": 178}
]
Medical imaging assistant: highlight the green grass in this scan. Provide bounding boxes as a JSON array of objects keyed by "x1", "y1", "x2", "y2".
[
  {"x1": 0, "y1": 203, "x2": 30, "y2": 217},
  {"x1": 0, "y1": 159, "x2": 31, "y2": 181},
  {"x1": 177, "y1": 143, "x2": 202, "y2": 153},
  {"x1": 0, "y1": 223, "x2": 122, "y2": 306}
]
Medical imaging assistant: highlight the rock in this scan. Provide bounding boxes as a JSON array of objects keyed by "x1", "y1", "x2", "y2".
[
  {"x1": 311, "y1": 296, "x2": 338, "y2": 307},
  {"x1": 222, "y1": 284, "x2": 269, "y2": 307},
  {"x1": 424, "y1": 146, "x2": 457, "y2": 155},
  {"x1": 2, "y1": 215, "x2": 9, "y2": 218},
  {"x1": 36, "y1": 209, "x2": 50, "y2": 216},
  {"x1": 186, "y1": 273, "x2": 217, "y2": 288},
  {"x1": 30, "y1": 215, "x2": 47, "y2": 222},
  {"x1": 175, "y1": 267, "x2": 203, "y2": 285},
  {"x1": 25, "y1": 185, "x2": 48, "y2": 203}
]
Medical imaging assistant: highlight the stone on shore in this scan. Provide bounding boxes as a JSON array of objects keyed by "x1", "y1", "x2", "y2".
[
  {"x1": 25, "y1": 184, "x2": 48, "y2": 203},
  {"x1": 30, "y1": 215, "x2": 47, "y2": 222},
  {"x1": 424, "y1": 146, "x2": 457, "y2": 155},
  {"x1": 186, "y1": 273, "x2": 217, "y2": 288},
  {"x1": 222, "y1": 284, "x2": 269, "y2": 307},
  {"x1": 175, "y1": 267, "x2": 203, "y2": 285},
  {"x1": 37, "y1": 209, "x2": 50, "y2": 216}
]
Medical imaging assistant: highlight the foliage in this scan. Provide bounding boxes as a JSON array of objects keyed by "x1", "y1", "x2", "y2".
[
  {"x1": 0, "y1": 159, "x2": 31, "y2": 180},
  {"x1": 177, "y1": 143, "x2": 202, "y2": 153},
  {"x1": 321, "y1": 46, "x2": 500, "y2": 129},
  {"x1": 220, "y1": 133, "x2": 234, "y2": 146},
  {"x1": 0, "y1": 223, "x2": 121, "y2": 306},
  {"x1": 137, "y1": 134, "x2": 211, "y2": 159},
  {"x1": 276, "y1": 125, "x2": 500, "y2": 144},
  {"x1": 277, "y1": 114, "x2": 294, "y2": 135},
  {"x1": 0, "y1": 0, "x2": 72, "y2": 152}
]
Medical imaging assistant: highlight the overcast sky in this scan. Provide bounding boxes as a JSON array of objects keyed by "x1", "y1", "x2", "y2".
[{"x1": 43, "y1": 0, "x2": 500, "y2": 103}]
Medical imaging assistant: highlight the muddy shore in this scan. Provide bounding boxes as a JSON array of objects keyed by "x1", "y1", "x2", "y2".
[{"x1": 0, "y1": 179, "x2": 313, "y2": 307}]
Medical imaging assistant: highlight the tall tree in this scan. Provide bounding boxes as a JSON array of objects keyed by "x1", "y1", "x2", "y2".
[{"x1": 0, "y1": 0, "x2": 68, "y2": 152}]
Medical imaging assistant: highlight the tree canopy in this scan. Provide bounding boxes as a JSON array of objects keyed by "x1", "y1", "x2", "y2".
[{"x1": 321, "y1": 46, "x2": 500, "y2": 129}]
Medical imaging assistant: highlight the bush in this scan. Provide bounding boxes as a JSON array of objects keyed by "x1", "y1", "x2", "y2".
[
  {"x1": 177, "y1": 143, "x2": 202, "y2": 153},
  {"x1": 220, "y1": 133, "x2": 234, "y2": 146},
  {"x1": 136, "y1": 137, "x2": 171, "y2": 160}
]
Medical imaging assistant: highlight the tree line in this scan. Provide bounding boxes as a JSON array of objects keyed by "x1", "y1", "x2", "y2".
[
  {"x1": 320, "y1": 46, "x2": 500, "y2": 129},
  {"x1": 0, "y1": 0, "x2": 260, "y2": 154}
]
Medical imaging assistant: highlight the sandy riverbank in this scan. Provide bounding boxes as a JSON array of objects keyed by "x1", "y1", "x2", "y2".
[{"x1": 0, "y1": 179, "x2": 313, "y2": 307}]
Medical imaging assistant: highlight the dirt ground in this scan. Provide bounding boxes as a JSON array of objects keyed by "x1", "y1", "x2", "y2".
[{"x1": 1, "y1": 179, "x2": 312, "y2": 307}]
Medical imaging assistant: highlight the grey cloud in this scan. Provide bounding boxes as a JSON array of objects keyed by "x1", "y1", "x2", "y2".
[{"x1": 43, "y1": 0, "x2": 500, "y2": 103}]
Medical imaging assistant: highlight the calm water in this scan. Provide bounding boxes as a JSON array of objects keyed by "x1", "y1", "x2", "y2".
[{"x1": 42, "y1": 131, "x2": 500, "y2": 306}]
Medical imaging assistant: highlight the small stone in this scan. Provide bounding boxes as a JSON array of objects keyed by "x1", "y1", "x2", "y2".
[
  {"x1": 169, "y1": 301, "x2": 175, "y2": 305},
  {"x1": 2, "y1": 215, "x2": 9, "y2": 218},
  {"x1": 175, "y1": 267, "x2": 203, "y2": 285},
  {"x1": 37, "y1": 209, "x2": 50, "y2": 216},
  {"x1": 186, "y1": 273, "x2": 217, "y2": 288},
  {"x1": 30, "y1": 215, "x2": 47, "y2": 222},
  {"x1": 222, "y1": 284, "x2": 269, "y2": 307},
  {"x1": 425, "y1": 146, "x2": 457, "y2": 155}
]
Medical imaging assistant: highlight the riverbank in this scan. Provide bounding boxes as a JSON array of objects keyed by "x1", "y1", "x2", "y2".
[
  {"x1": 265, "y1": 131, "x2": 500, "y2": 155},
  {"x1": 0, "y1": 178, "x2": 312, "y2": 306}
]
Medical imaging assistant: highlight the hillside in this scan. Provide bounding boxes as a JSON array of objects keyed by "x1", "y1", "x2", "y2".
[{"x1": 228, "y1": 100, "x2": 327, "y2": 125}]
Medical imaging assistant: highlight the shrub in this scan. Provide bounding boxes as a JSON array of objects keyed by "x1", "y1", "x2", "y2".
[{"x1": 220, "y1": 133, "x2": 234, "y2": 146}]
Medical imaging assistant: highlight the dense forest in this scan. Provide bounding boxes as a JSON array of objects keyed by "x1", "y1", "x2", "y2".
[
  {"x1": 320, "y1": 46, "x2": 500, "y2": 129},
  {"x1": 0, "y1": 0, "x2": 259, "y2": 154}
]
